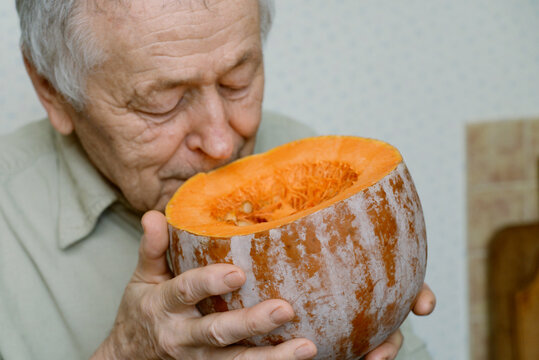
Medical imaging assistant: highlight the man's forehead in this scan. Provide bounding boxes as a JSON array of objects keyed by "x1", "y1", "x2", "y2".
[{"x1": 87, "y1": 0, "x2": 260, "y2": 56}]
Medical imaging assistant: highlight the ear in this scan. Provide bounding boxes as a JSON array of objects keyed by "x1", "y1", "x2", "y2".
[{"x1": 23, "y1": 55, "x2": 75, "y2": 135}]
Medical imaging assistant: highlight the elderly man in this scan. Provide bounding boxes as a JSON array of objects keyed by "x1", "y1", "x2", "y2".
[{"x1": 1, "y1": 0, "x2": 435, "y2": 359}]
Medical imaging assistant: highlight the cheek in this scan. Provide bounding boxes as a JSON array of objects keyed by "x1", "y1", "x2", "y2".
[
  {"x1": 104, "y1": 121, "x2": 190, "y2": 211},
  {"x1": 230, "y1": 107, "x2": 261, "y2": 139},
  {"x1": 116, "y1": 117, "x2": 190, "y2": 168},
  {"x1": 229, "y1": 83, "x2": 264, "y2": 138}
]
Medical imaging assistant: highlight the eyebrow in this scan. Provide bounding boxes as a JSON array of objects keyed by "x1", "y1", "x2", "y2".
[{"x1": 133, "y1": 49, "x2": 261, "y2": 100}]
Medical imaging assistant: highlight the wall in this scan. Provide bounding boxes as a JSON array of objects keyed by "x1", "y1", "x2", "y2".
[
  {"x1": 0, "y1": 2, "x2": 45, "y2": 133},
  {"x1": 1, "y1": 1, "x2": 539, "y2": 359}
]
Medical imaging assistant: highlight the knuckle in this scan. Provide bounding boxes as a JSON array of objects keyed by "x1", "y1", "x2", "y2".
[
  {"x1": 175, "y1": 275, "x2": 197, "y2": 305},
  {"x1": 207, "y1": 319, "x2": 229, "y2": 347},
  {"x1": 155, "y1": 330, "x2": 177, "y2": 359},
  {"x1": 139, "y1": 294, "x2": 158, "y2": 319},
  {"x1": 244, "y1": 315, "x2": 262, "y2": 336}
]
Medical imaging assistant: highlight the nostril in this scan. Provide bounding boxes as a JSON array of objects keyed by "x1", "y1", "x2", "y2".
[{"x1": 185, "y1": 133, "x2": 202, "y2": 152}]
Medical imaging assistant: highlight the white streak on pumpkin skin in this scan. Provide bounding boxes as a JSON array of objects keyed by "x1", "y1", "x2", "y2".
[
  {"x1": 345, "y1": 192, "x2": 385, "y2": 357},
  {"x1": 273, "y1": 226, "x2": 321, "y2": 344},
  {"x1": 309, "y1": 211, "x2": 354, "y2": 358},
  {"x1": 349, "y1": 185, "x2": 392, "y2": 352},
  {"x1": 351, "y1": 187, "x2": 390, "y2": 311},
  {"x1": 371, "y1": 163, "x2": 425, "y2": 348},
  {"x1": 247, "y1": 226, "x2": 323, "y2": 347},
  {"x1": 169, "y1": 162, "x2": 427, "y2": 360},
  {"x1": 229, "y1": 234, "x2": 261, "y2": 308},
  {"x1": 378, "y1": 173, "x2": 409, "y2": 338},
  {"x1": 396, "y1": 162, "x2": 428, "y2": 278},
  {"x1": 175, "y1": 231, "x2": 201, "y2": 273}
]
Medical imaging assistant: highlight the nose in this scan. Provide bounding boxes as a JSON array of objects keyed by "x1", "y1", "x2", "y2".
[{"x1": 186, "y1": 86, "x2": 234, "y2": 160}]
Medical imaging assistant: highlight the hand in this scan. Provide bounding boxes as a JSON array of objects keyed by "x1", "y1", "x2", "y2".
[
  {"x1": 364, "y1": 283, "x2": 436, "y2": 360},
  {"x1": 92, "y1": 210, "x2": 317, "y2": 360}
]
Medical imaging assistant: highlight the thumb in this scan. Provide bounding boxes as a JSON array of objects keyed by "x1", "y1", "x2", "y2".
[{"x1": 133, "y1": 210, "x2": 172, "y2": 283}]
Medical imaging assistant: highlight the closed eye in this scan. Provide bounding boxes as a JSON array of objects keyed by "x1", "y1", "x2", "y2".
[
  {"x1": 138, "y1": 96, "x2": 185, "y2": 121},
  {"x1": 219, "y1": 83, "x2": 250, "y2": 100}
]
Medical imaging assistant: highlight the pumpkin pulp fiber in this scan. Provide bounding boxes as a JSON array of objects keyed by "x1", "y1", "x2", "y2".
[{"x1": 166, "y1": 136, "x2": 402, "y2": 237}]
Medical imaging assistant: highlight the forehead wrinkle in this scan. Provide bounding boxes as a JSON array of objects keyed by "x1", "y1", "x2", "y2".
[
  {"x1": 90, "y1": 0, "x2": 224, "y2": 22},
  {"x1": 134, "y1": 10, "x2": 252, "y2": 55},
  {"x1": 121, "y1": 10, "x2": 256, "y2": 82},
  {"x1": 90, "y1": 0, "x2": 256, "y2": 60},
  {"x1": 126, "y1": 0, "x2": 252, "y2": 46}
]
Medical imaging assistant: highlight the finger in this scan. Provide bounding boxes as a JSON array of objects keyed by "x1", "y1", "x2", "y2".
[
  {"x1": 185, "y1": 299, "x2": 294, "y2": 347},
  {"x1": 133, "y1": 210, "x2": 172, "y2": 283},
  {"x1": 215, "y1": 338, "x2": 317, "y2": 360},
  {"x1": 161, "y1": 263, "x2": 246, "y2": 310},
  {"x1": 412, "y1": 283, "x2": 436, "y2": 316},
  {"x1": 364, "y1": 329, "x2": 403, "y2": 360}
]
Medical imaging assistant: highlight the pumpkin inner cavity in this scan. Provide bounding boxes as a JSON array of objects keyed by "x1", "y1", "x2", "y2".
[{"x1": 210, "y1": 161, "x2": 359, "y2": 226}]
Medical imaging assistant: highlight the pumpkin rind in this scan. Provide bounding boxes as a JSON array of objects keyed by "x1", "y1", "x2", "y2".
[{"x1": 168, "y1": 159, "x2": 427, "y2": 359}]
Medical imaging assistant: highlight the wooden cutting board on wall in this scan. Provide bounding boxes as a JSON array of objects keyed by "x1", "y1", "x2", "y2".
[
  {"x1": 488, "y1": 223, "x2": 539, "y2": 360},
  {"x1": 515, "y1": 267, "x2": 539, "y2": 360}
]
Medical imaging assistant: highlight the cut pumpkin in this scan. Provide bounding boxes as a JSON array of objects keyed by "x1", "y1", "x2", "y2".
[{"x1": 166, "y1": 135, "x2": 426, "y2": 360}]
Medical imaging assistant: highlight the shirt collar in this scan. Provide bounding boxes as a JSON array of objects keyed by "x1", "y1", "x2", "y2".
[{"x1": 55, "y1": 131, "x2": 118, "y2": 249}]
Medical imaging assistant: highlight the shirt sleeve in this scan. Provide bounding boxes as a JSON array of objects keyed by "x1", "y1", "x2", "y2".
[{"x1": 0, "y1": 210, "x2": 35, "y2": 360}]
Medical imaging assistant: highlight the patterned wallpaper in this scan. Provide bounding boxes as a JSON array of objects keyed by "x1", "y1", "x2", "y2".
[
  {"x1": 1, "y1": 1, "x2": 539, "y2": 359},
  {"x1": 0, "y1": 3, "x2": 45, "y2": 133}
]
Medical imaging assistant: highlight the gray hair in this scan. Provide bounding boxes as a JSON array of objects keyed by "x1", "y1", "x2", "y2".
[{"x1": 16, "y1": 0, "x2": 275, "y2": 111}]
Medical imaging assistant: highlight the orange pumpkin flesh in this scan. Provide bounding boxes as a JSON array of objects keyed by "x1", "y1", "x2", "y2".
[
  {"x1": 167, "y1": 136, "x2": 402, "y2": 237},
  {"x1": 166, "y1": 136, "x2": 427, "y2": 359}
]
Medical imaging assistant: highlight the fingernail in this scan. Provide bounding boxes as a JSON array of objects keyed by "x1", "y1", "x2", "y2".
[
  {"x1": 270, "y1": 306, "x2": 293, "y2": 324},
  {"x1": 223, "y1": 271, "x2": 243, "y2": 288},
  {"x1": 294, "y1": 343, "x2": 316, "y2": 359}
]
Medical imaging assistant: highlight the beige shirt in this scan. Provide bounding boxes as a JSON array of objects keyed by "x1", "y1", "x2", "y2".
[{"x1": 0, "y1": 112, "x2": 430, "y2": 359}]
